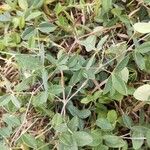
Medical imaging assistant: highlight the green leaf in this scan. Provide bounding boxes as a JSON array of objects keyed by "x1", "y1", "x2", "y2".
[
  {"x1": 112, "y1": 73, "x2": 127, "y2": 95},
  {"x1": 86, "y1": 54, "x2": 95, "y2": 70},
  {"x1": 59, "y1": 132, "x2": 73, "y2": 146},
  {"x1": 122, "y1": 114, "x2": 133, "y2": 128},
  {"x1": 57, "y1": 15, "x2": 70, "y2": 29},
  {"x1": 0, "y1": 142, "x2": 9, "y2": 150},
  {"x1": 132, "y1": 130, "x2": 144, "y2": 149},
  {"x1": 83, "y1": 92, "x2": 101, "y2": 104},
  {"x1": 133, "y1": 84, "x2": 150, "y2": 101},
  {"x1": 115, "y1": 55, "x2": 130, "y2": 72},
  {"x1": 14, "y1": 77, "x2": 32, "y2": 92},
  {"x1": 102, "y1": 0, "x2": 112, "y2": 12},
  {"x1": 82, "y1": 69, "x2": 95, "y2": 79},
  {"x1": 68, "y1": 116, "x2": 79, "y2": 132},
  {"x1": 59, "y1": 143, "x2": 78, "y2": 150},
  {"x1": 26, "y1": 11, "x2": 42, "y2": 21},
  {"x1": 144, "y1": 0, "x2": 150, "y2": 4},
  {"x1": 55, "y1": 3, "x2": 65, "y2": 15},
  {"x1": 0, "y1": 95, "x2": 11, "y2": 106},
  {"x1": 11, "y1": 95, "x2": 21, "y2": 108},
  {"x1": 103, "y1": 76, "x2": 112, "y2": 94},
  {"x1": 57, "y1": 65, "x2": 68, "y2": 71},
  {"x1": 28, "y1": 36, "x2": 36, "y2": 48},
  {"x1": 0, "y1": 13, "x2": 11, "y2": 22},
  {"x1": 57, "y1": 53, "x2": 69, "y2": 65},
  {"x1": 136, "y1": 42, "x2": 150, "y2": 54},
  {"x1": 32, "y1": 91, "x2": 48, "y2": 106},
  {"x1": 15, "y1": 54, "x2": 41, "y2": 70},
  {"x1": 89, "y1": 129, "x2": 102, "y2": 146},
  {"x1": 111, "y1": 8, "x2": 122, "y2": 16},
  {"x1": 2, "y1": 114, "x2": 20, "y2": 127},
  {"x1": 93, "y1": 145, "x2": 109, "y2": 150},
  {"x1": 36, "y1": 139, "x2": 49, "y2": 150},
  {"x1": 81, "y1": 95, "x2": 92, "y2": 104},
  {"x1": 11, "y1": 32, "x2": 21, "y2": 44},
  {"x1": 78, "y1": 109, "x2": 91, "y2": 119},
  {"x1": 110, "y1": 91, "x2": 124, "y2": 101},
  {"x1": 68, "y1": 104, "x2": 91, "y2": 119},
  {"x1": 42, "y1": 69, "x2": 48, "y2": 91},
  {"x1": 39, "y1": 22, "x2": 57, "y2": 33},
  {"x1": 0, "y1": 127, "x2": 12, "y2": 138},
  {"x1": 73, "y1": 131, "x2": 93, "y2": 146},
  {"x1": 28, "y1": 0, "x2": 44, "y2": 8},
  {"x1": 103, "y1": 135, "x2": 126, "y2": 148},
  {"x1": 51, "y1": 113, "x2": 63, "y2": 127},
  {"x1": 48, "y1": 84, "x2": 63, "y2": 95},
  {"x1": 69, "y1": 70, "x2": 83, "y2": 86},
  {"x1": 120, "y1": 67, "x2": 129, "y2": 83},
  {"x1": 133, "y1": 22, "x2": 150, "y2": 34},
  {"x1": 67, "y1": 55, "x2": 78, "y2": 68},
  {"x1": 97, "y1": 35, "x2": 109, "y2": 50},
  {"x1": 146, "y1": 129, "x2": 150, "y2": 147},
  {"x1": 21, "y1": 27, "x2": 36, "y2": 40},
  {"x1": 107, "y1": 110, "x2": 117, "y2": 123},
  {"x1": 21, "y1": 133, "x2": 37, "y2": 149},
  {"x1": 134, "y1": 52, "x2": 145, "y2": 70},
  {"x1": 19, "y1": 17, "x2": 25, "y2": 29},
  {"x1": 54, "y1": 123, "x2": 68, "y2": 132},
  {"x1": 145, "y1": 55, "x2": 150, "y2": 73},
  {"x1": 79, "y1": 35, "x2": 96, "y2": 52},
  {"x1": 96, "y1": 118, "x2": 114, "y2": 131},
  {"x1": 59, "y1": 135, "x2": 78, "y2": 150},
  {"x1": 18, "y1": 0, "x2": 28, "y2": 10},
  {"x1": 46, "y1": 53, "x2": 57, "y2": 65}
]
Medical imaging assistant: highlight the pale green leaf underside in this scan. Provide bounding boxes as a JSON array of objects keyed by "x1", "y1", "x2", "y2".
[
  {"x1": 133, "y1": 84, "x2": 150, "y2": 101},
  {"x1": 134, "y1": 23, "x2": 150, "y2": 33}
]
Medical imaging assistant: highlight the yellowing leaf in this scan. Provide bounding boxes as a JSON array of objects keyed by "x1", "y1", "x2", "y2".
[
  {"x1": 133, "y1": 84, "x2": 150, "y2": 101},
  {"x1": 0, "y1": 4, "x2": 11, "y2": 11},
  {"x1": 45, "y1": 0, "x2": 56, "y2": 4},
  {"x1": 18, "y1": 0, "x2": 28, "y2": 10},
  {"x1": 133, "y1": 23, "x2": 150, "y2": 34}
]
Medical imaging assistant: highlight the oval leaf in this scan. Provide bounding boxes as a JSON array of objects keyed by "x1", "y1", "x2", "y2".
[
  {"x1": 73, "y1": 131, "x2": 93, "y2": 146},
  {"x1": 96, "y1": 118, "x2": 114, "y2": 131},
  {"x1": 25, "y1": 11, "x2": 42, "y2": 21},
  {"x1": 21, "y1": 133, "x2": 37, "y2": 149},
  {"x1": 39, "y1": 22, "x2": 57, "y2": 33},
  {"x1": 21, "y1": 27, "x2": 36, "y2": 40},
  {"x1": 18, "y1": 0, "x2": 28, "y2": 10},
  {"x1": 133, "y1": 84, "x2": 150, "y2": 101},
  {"x1": 132, "y1": 130, "x2": 144, "y2": 149},
  {"x1": 103, "y1": 135, "x2": 126, "y2": 148},
  {"x1": 112, "y1": 74, "x2": 127, "y2": 95},
  {"x1": 134, "y1": 23, "x2": 150, "y2": 34}
]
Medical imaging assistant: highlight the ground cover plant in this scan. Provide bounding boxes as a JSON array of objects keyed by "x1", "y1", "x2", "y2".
[{"x1": 0, "y1": 0, "x2": 150, "y2": 149}]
